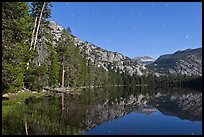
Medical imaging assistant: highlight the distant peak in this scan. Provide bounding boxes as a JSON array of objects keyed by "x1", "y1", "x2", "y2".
[{"x1": 132, "y1": 56, "x2": 154, "y2": 60}]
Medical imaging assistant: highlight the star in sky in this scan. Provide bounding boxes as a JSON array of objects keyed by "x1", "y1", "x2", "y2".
[
  {"x1": 185, "y1": 34, "x2": 189, "y2": 39},
  {"x1": 50, "y1": 2, "x2": 201, "y2": 59}
]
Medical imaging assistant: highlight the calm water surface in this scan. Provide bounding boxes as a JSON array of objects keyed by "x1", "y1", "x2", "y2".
[
  {"x1": 85, "y1": 111, "x2": 201, "y2": 135},
  {"x1": 82, "y1": 87, "x2": 202, "y2": 135},
  {"x1": 3, "y1": 86, "x2": 202, "y2": 135}
]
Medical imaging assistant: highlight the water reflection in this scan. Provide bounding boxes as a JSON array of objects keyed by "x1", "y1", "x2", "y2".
[
  {"x1": 148, "y1": 92, "x2": 202, "y2": 121},
  {"x1": 4, "y1": 86, "x2": 201, "y2": 135},
  {"x1": 61, "y1": 86, "x2": 202, "y2": 134},
  {"x1": 85, "y1": 111, "x2": 202, "y2": 135}
]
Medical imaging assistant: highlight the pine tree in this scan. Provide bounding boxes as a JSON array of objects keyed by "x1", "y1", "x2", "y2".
[
  {"x1": 49, "y1": 47, "x2": 60, "y2": 88},
  {"x1": 2, "y1": 2, "x2": 32, "y2": 93},
  {"x1": 25, "y1": 64, "x2": 48, "y2": 91},
  {"x1": 66, "y1": 27, "x2": 72, "y2": 34},
  {"x1": 24, "y1": 2, "x2": 53, "y2": 90}
]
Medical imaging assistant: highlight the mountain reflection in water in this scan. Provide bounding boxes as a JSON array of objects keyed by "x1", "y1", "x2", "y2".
[
  {"x1": 6, "y1": 86, "x2": 201, "y2": 135},
  {"x1": 61, "y1": 86, "x2": 202, "y2": 135}
]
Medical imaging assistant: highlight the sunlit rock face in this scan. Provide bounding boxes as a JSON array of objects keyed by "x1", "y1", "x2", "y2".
[
  {"x1": 32, "y1": 20, "x2": 202, "y2": 77},
  {"x1": 132, "y1": 56, "x2": 155, "y2": 66},
  {"x1": 73, "y1": 37, "x2": 148, "y2": 76},
  {"x1": 33, "y1": 20, "x2": 148, "y2": 76},
  {"x1": 147, "y1": 48, "x2": 202, "y2": 76},
  {"x1": 48, "y1": 21, "x2": 64, "y2": 43},
  {"x1": 31, "y1": 21, "x2": 65, "y2": 66}
]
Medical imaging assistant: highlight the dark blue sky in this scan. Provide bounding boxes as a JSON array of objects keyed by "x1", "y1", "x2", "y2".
[{"x1": 48, "y1": 2, "x2": 201, "y2": 59}]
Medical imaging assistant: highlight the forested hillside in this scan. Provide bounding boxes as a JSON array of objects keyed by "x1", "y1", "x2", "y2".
[
  {"x1": 2, "y1": 2, "x2": 131, "y2": 94},
  {"x1": 2, "y1": 2, "x2": 202, "y2": 94}
]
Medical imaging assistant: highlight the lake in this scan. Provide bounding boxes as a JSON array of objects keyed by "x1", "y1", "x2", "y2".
[{"x1": 3, "y1": 86, "x2": 202, "y2": 135}]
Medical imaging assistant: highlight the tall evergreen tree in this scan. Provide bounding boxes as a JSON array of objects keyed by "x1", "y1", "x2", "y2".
[
  {"x1": 24, "y1": 2, "x2": 53, "y2": 90},
  {"x1": 49, "y1": 47, "x2": 60, "y2": 88},
  {"x1": 2, "y1": 2, "x2": 32, "y2": 93}
]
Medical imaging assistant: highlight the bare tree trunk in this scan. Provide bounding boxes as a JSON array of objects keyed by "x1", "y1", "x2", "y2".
[
  {"x1": 27, "y1": 3, "x2": 45, "y2": 69},
  {"x1": 62, "y1": 92, "x2": 64, "y2": 114},
  {"x1": 67, "y1": 67, "x2": 69, "y2": 88},
  {"x1": 27, "y1": 17, "x2": 38, "y2": 69},
  {"x1": 29, "y1": 17, "x2": 38, "y2": 51},
  {"x1": 62, "y1": 62, "x2": 64, "y2": 89},
  {"x1": 61, "y1": 61, "x2": 65, "y2": 114},
  {"x1": 25, "y1": 121, "x2": 28, "y2": 135},
  {"x1": 33, "y1": 2, "x2": 46, "y2": 50}
]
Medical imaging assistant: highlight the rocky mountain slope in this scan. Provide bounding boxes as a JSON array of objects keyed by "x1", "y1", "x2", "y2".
[
  {"x1": 35, "y1": 21, "x2": 147, "y2": 77},
  {"x1": 27, "y1": 20, "x2": 151, "y2": 90},
  {"x1": 147, "y1": 48, "x2": 202, "y2": 76},
  {"x1": 34, "y1": 21, "x2": 202, "y2": 78},
  {"x1": 28, "y1": 20, "x2": 109, "y2": 88},
  {"x1": 132, "y1": 56, "x2": 155, "y2": 66},
  {"x1": 73, "y1": 37, "x2": 147, "y2": 76}
]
